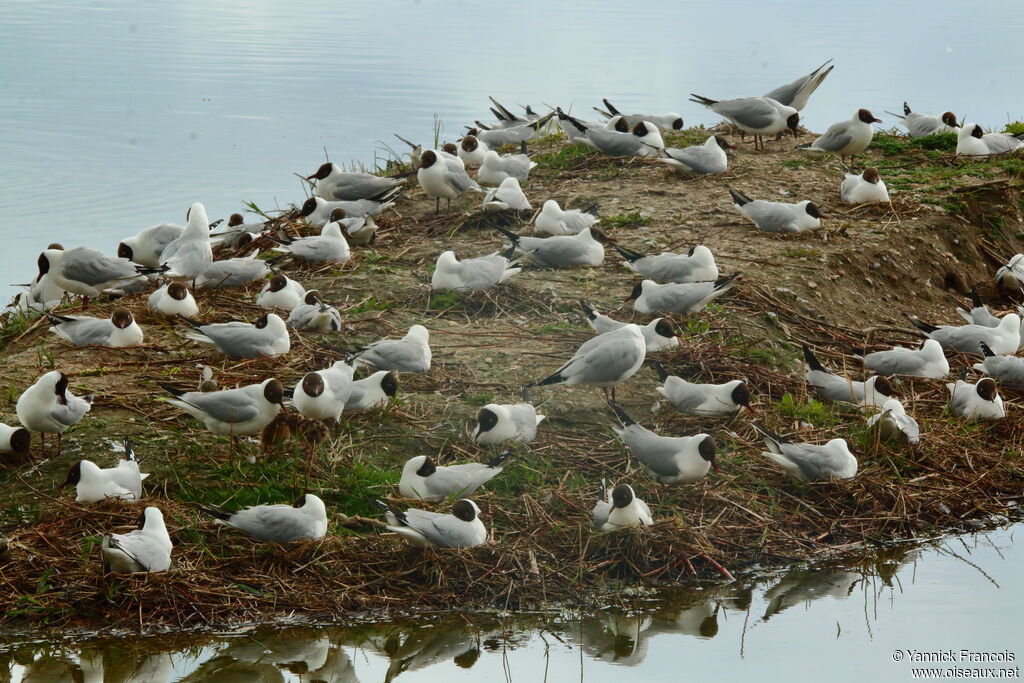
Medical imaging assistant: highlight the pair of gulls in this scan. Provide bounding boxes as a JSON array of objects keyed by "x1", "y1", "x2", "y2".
[
  {"x1": 292, "y1": 362, "x2": 399, "y2": 421},
  {"x1": 885, "y1": 103, "x2": 1024, "y2": 155},
  {"x1": 255, "y1": 274, "x2": 342, "y2": 332}
]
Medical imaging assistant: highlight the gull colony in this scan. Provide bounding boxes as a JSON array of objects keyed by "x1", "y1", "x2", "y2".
[{"x1": 3, "y1": 58, "x2": 1024, "y2": 574}]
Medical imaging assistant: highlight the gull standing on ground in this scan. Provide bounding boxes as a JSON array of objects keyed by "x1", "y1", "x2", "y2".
[
  {"x1": 908, "y1": 313, "x2": 1020, "y2": 356},
  {"x1": 947, "y1": 375, "x2": 1004, "y2": 421},
  {"x1": 482, "y1": 176, "x2": 532, "y2": 212},
  {"x1": 609, "y1": 402, "x2": 717, "y2": 484},
  {"x1": 655, "y1": 363, "x2": 754, "y2": 416},
  {"x1": 956, "y1": 123, "x2": 1024, "y2": 156},
  {"x1": 60, "y1": 439, "x2": 147, "y2": 503},
  {"x1": 593, "y1": 98, "x2": 684, "y2": 130},
  {"x1": 16, "y1": 371, "x2": 93, "y2": 455},
  {"x1": 615, "y1": 244, "x2": 718, "y2": 283},
  {"x1": 762, "y1": 59, "x2": 835, "y2": 111},
  {"x1": 887, "y1": 103, "x2": 959, "y2": 138},
  {"x1": 860, "y1": 339, "x2": 950, "y2": 378},
  {"x1": 377, "y1": 499, "x2": 487, "y2": 548},
  {"x1": 13, "y1": 245, "x2": 66, "y2": 312},
  {"x1": 495, "y1": 225, "x2": 611, "y2": 268},
  {"x1": 293, "y1": 362, "x2": 354, "y2": 422},
  {"x1": 798, "y1": 109, "x2": 881, "y2": 160},
  {"x1": 287, "y1": 291, "x2": 342, "y2": 332},
  {"x1": 866, "y1": 398, "x2": 920, "y2": 444},
  {"x1": 195, "y1": 250, "x2": 270, "y2": 288},
  {"x1": 117, "y1": 222, "x2": 184, "y2": 268},
  {"x1": 530, "y1": 324, "x2": 646, "y2": 401},
  {"x1": 199, "y1": 493, "x2": 328, "y2": 542},
  {"x1": 655, "y1": 135, "x2": 734, "y2": 176},
  {"x1": 181, "y1": 312, "x2": 291, "y2": 359},
  {"x1": 753, "y1": 424, "x2": 858, "y2": 481},
  {"x1": 148, "y1": 281, "x2": 199, "y2": 317},
  {"x1": 730, "y1": 189, "x2": 823, "y2": 233},
  {"x1": 688, "y1": 94, "x2": 800, "y2": 151},
  {"x1": 100, "y1": 507, "x2": 172, "y2": 573},
  {"x1": 579, "y1": 300, "x2": 679, "y2": 352},
  {"x1": 0, "y1": 423, "x2": 30, "y2": 455},
  {"x1": 472, "y1": 388, "x2": 544, "y2": 445},
  {"x1": 37, "y1": 246, "x2": 143, "y2": 307},
  {"x1": 840, "y1": 167, "x2": 889, "y2": 204},
  {"x1": 398, "y1": 452, "x2": 511, "y2": 501},
  {"x1": 159, "y1": 377, "x2": 285, "y2": 438},
  {"x1": 417, "y1": 149, "x2": 482, "y2": 212},
  {"x1": 306, "y1": 162, "x2": 405, "y2": 201},
  {"x1": 802, "y1": 346, "x2": 898, "y2": 408},
  {"x1": 256, "y1": 274, "x2": 307, "y2": 309},
  {"x1": 477, "y1": 150, "x2": 536, "y2": 185},
  {"x1": 47, "y1": 307, "x2": 143, "y2": 348},
  {"x1": 159, "y1": 202, "x2": 214, "y2": 281},
  {"x1": 534, "y1": 199, "x2": 599, "y2": 236},
  {"x1": 593, "y1": 483, "x2": 653, "y2": 530},
  {"x1": 627, "y1": 275, "x2": 738, "y2": 315},
  {"x1": 344, "y1": 371, "x2": 398, "y2": 411},
  {"x1": 351, "y1": 324, "x2": 431, "y2": 373}
]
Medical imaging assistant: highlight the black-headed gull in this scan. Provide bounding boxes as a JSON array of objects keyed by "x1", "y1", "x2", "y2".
[
  {"x1": 296, "y1": 193, "x2": 400, "y2": 224},
  {"x1": 59, "y1": 439, "x2": 147, "y2": 503},
  {"x1": 344, "y1": 370, "x2": 398, "y2": 411},
  {"x1": 531, "y1": 324, "x2": 646, "y2": 400},
  {"x1": 956, "y1": 123, "x2": 1024, "y2": 156},
  {"x1": 614, "y1": 244, "x2": 718, "y2": 284},
  {"x1": 458, "y1": 134, "x2": 489, "y2": 166},
  {"x1": 482, "y1": 176, "x2": 531, "y2": 212},
  {"x1": 534, "y1": 199, "x2": 599, "y2": 236},
  {"x1": 579, "y1": 300, "x2": 678, "y2": 352},
  {"x1": 101, "y1": 507, "x2": 172, "y2": 573},
  {"x1": 592, "y1": 483, "x2": 653, "y2": 530},
  {"x1": 593, "y1": 98, "x2": 684, "y2": 130},
  {"x1": 753, "y1": 424, "x2": 857, "y2": 481},
  {"x1": 159, "y1": 202, "x2": 214, "y2": 281},
  {"x1": 762, "y1": 59, "x2": 834, "y2": 111},
  {"x1": 148, "y1": 281, "x2": 198, "y2": 317},
  {"x1": 730, "y1": 189, "x2": 823, "y2": 233},
  {"x1": 947, "y1": 375, "x2": 1004, "y2": 421},
  {"x1": 37, "y1": 246, "x2": 143, "y2": 307},
  {"x1": 908, "y1": 313, "x2": 1020, "y2": 356},
  {"x1": 160, "y1": 377, "x2": 285, "y2": 438},
  {"x1": 840, "y1": 167, "x2": 889, "y2": 204},
  {"x1": 210, "y1": 212, "x2": 264, "y2": 248},
  {"x1": 995, "y1": 254, "x2": 1024, "y2": 291},
  {"x1": 472, "y1": 389, "x2": 544, "y2": 445},
  {"x1": 117, "y1": 222, "x2": 184, "y2": 268},
  {"x1": 974, "y1": 341, "x2": 1024, "y2": 387},
  {"x1": 477, "y1": 151, "x2": 535, "y2": 185},
  {"x1": 256, "y1": 274, "x2": 306, "y2": 309},
  {"x1": 377, "y1": 499, "x2": 487, "y2": 548},
  {"x1": 181, "y1": 312, "x2": 290, "y2": 359},
  {"x1": 798, "y1": 109, "x2": 881, "y2": 160},
  {"x1": 471, "y1": 111, "x2": 554, "y2": 153},
  {"x1": 351, "y1": 324, "x2": 431, "y2": 373},
  {"x1": 47, "y1": 307, "x2": 143, "y2": 348},
  {"x1": 609, "y1": 402, "x2": 717, "y2": 484},
  {"x1": 16, "y1": 371, "x2": 93, "y2": 455},
  {"x1": 655, "y1": 363, "x2": 753, "y2": 416},
  {"x1": 802, "y1": 346, "x2": 897, "y2": 408},
  {"x1": 195, "y1": 250, "x2": 270, "y2": 289},
  {"x1": 287, "y1": 291, "x2": 342, "y2": 332},
  {"x1": 860, "y1": 339, "x2": 949, "y2": 379},
  {"x1": 655, "y1": 135, "x2": 734, "y2": 176},
  {"x1": 306, "y1": 162, "x2": 405, "y2": 202},
  {"x1": 626, "y1": 275, "x2": 737, "y2": 315},
  {"x1": 417, "y1": 149, "x2": 482, "y2": 212},
  {"x1": 293, "y1": 362, "x2": 354, "y2": 422},
  {"x1": 199, "y1": 493, "x2": 328, "y2": 542},
  {"x1": 496, "y1": 225, "x2": 610, "y2": 268},
  {"x1": 431, "y1": 245, "x2": 525, "y2": 293},
  {"x1": 556, "y1": 110, "x2": 664, "y2": 158},
  {"x1": 398, "y1": 452, "x2": 511, "y2": 501},
  {"x1": 887, "y1": 103, "x2": 959, "y2": 138},
  {"x1": 0, "y1": 422, "x2": 30, "y2": 455},
  {"x1": 866, "y1": 398, "x2": 920, "y2": 444},
  {"x1": 271, "y1": 220, "x2": 350, "y2": 263},
  {"x1": 688, "y1": 94, "x2": 799, "y2": 151}
]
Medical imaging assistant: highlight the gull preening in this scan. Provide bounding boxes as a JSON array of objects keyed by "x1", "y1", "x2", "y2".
[
  {"x1": 655, "y1": 134, "x2": 734, "y2": 176},
  {"x1": 286, "y1": 291, "x2": 342, "y2": 332},
  {"x1": 593, "y1": 483, "x2": 653, "y2": 530},
  {"x1": 16, "y1": 371, "x2": 93, "y2": 455},
  {"x1": 908, "y1": 313, "x2": 1021, "y2": 356},
  {"x1": 118, "y1": 222, "x2": 184, "y2": 268},
  {"x1": 626, "y1": 275, "x2": 738, "y2": 315},
  {"x1": 59, "y1": 439, "x2": 147, "y2": 503},
  {"x1": 867, "y1": 399, "x2": 920, "y2": 444},
  {"x1": 159, "y1": 202, "x2": 214, "y2": 281},
  {"x1": 534, "y1": 199, "x2": 599, "y2": 236},
  {"x1": 840, "y1": 167, "x2": 889, "y2": 204},
  {"x1": 101, "y1": 507, "x2": 172, "y2": 573},
  {"x1": 860, "y1": 339, "x2": 950, "y2": 378},
  {"x1": 762, "y1": 59, "x2": 834, "y2": 111},
  {"x1": 431, "y1": 245, "x2": 525, "y2": 293}
]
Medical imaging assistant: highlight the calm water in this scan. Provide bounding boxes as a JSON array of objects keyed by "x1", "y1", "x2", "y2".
[
  {"x1": 1, "y1": 527, "x2": 1020, "y2": 682},
  {"x1": 2, "y1": 0, "x2": 1024, "y2": 297}
]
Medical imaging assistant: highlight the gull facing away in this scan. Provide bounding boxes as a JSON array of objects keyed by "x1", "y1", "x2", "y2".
[
  {"x1": 0, "y1": 422, "x2": 31, "y2": 455},
  {"x1": 59, "y1": 438, "x2": 148, "y2": 503},
  {"x1": 688, "y1": 94, "x2": 799, "y2": 151},
  {"x1": 530, "y1": 324, "x2": 646, "y2": 401},
  {"x1": 802, "y1": 346, "x2": 898, "y2": 408},
  {"x1": 199, "y1": 493, "x2": 328, "y2": 543},
  {"x1": 496, "y1": 225, "x2": 611, "y2": 268},
  {"x1": 592, "y1": 483, "x2": 653, "y2": 530},
  {"x1": 398, "y1": 452, "x2": 512, "y2": 501},
  {"x1": 907, "y1": 313, "x2": 1021, "y2": 356},
  {"x1": 956, "y1": 123, "x2": 1024, "y2": 156},
  {"x1": 655, "y1": 135, "x2": 734, "y2": 176},
  {"x1": 655, "y1": 363, "x2": 754, "y2": 416},
  {"x1": 159, "y1": 202, "x2": 214, "y2": 281},
  {"x1": 593, "y1": 97, "x2": 684, "y2": 130},
  {"x1": 974, "y1": 341, "x2": 1024, "y2": 388},
  {"x1": 159, "y1": 377, "x2": 285, "y2": 438},
  {"x1": 470, "y1": 110, "x2": 555, "y2": 153},
  {"x1": 377, "y1": 499, "x2": 487, "y2": 548},
  {"x1": 181, "y1": 312, "x2": 291, "y2": 359},
  {"x1": 946, "y1": 376, "x2": 1004, "y2": 421},
  {"x1": 101, "y1": 507, "x2": 172, "y2": 573},
  {"x1": 344, "y1": 370, "x2": 398, "y2": 411},
  {"x1": 271, "y1": 220, "x2": 350, "y2": 264},
  {"x1": 194, "y1": 250, "x2": 270, "y2": 289},
  {"x1": 797, "y1": 109, "x2": 881, "y2": 160},
  {"x1": 477, "y1": 150, "x2": 536, "y2": 185},
  {"x1": 431, "y1": 244, "x2": 526, "y2": 293},
  {"x1": 287, "y1": 291, "x2": 343, "y2": 332},
  {"x1": 615, "y1": 244, "x2": 719, "y2": 284},
  {"x1": 556, "y1": 110, "x2": 665, "y2": 158},
  {"x1": 295, "y1": 192, "x2": 400, "y2": 224},
  {"x1": 887, "y1": 103, "x2": 959, "y2": 138},
  {"x1": 293, "y1": 362, "x2": 354, "y2": 422},
  {"x1": 762, "y1": 59, "x2": 834, "y2": 111},
  {"x1": 859, "y1": 339, "x2": 949, "y2": 379},
  {"x1": 866, "y1": 398, "x2": 920, "y2": 444},
  {"x1": 840, "y1": 167, "x2": 889, "y2": 204},
  {"x1": 579, "y1": 300, "x2": 679, "y2": 352},
  {"x1": 117, "y1": 222, "x2": 184, "y2": 268},
  {"x1": 752, "y1": 423, "x2": 857, "y2": 481},
  {"x1": 534, "y1": 199, "x2": 599, "y2": 236},
  {"x1": 729, "y1": 189, "x2": 823, "y2": 233},
  {"x1": 417, "y1": 149, "x2": 483, "y2": 212},
  {"x1": 306, "y1": 162, "x2": 405, "y2": 201},
  {"x1": 148, "y1": 281, "x2": 199, "y2": 317},
  {"x1": 996, "y1": 254, "x2": 1024, "y2": 291},
  {"x1": 37, "y1": 246, "x2": 144, "y2": 307},
  {"x1": 16, "y1": 370, "x2": 93, "y2": 456},
  {"x1": 482, "y1": 176, "x2": 531, "y2": 212},
  {"x1": 609, "y1": 402, "x2": 717, "y2": 484},
  {"x1": 627, "y1": 275, "x2": 738, "y2": 315},
  {"x1": 47, "y1": 307, "x2": 143, "y2": 348},
  {"x1": 351, "y1": 324, "x2": 432, "y2": 373},
  {"x1": 472, "y1": 389, "x2": 544, "y2": 445}
]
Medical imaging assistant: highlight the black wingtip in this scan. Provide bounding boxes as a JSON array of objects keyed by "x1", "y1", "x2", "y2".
[
  {"x1": 602, "y1": 98, "x2": 622, "y2": 116},
  {"x1": 652, "y1": 361, "x2": 670, "y2": 382},
  {"x1": 750, "y1": 421, "x2": 786, "y2": 444},
  {"x1": 123, "y1": 438, "x2": 135, "y2": 462},
  {"x1": 613, "y1": 244, "x2": 646, "y2": 262},
  {"x1": 968, "y1": 287, "x2": 983, "y2": 309},
  {"x1": 521, "y1": 385, "x2": 533, "y2": 404},
  {"x1": 488, "y1": 450, "x2": 514, "y2": 468},
  {"x1": 176, "y1": 314, "x2": 204, "y2": 329},
  {"x1": 532, "y1": 371, "x2": 564, "y2": 387},
  {"x1": 157, "y1": 382, "x2": 187, "y2": 398},
  {"x1": 493, "y1": 225, "x2": 521, "y2": 242},
  {"x1": 802, "y1": 345, "x2": 825, "y2": 372},
  {"x1": 375, "y1": 499, "x2": 407, "y2": 525},
  {"x1": 903, "y1": 102, "x2": 912, "y2": 116},
  {"x1": 608, "y1": 401, "x2": 635, "y2": 426},
  {"x1": 579, "y1": 299, "x2": 597, "y2": 320},
  {"x1": 979, "y1": 341, "x2": 995, "y2": 357},
  {"x1": 905, "y1": 314, "x2": 939, "y2": 334},
  {"x1": 197, "y1": 504, "x2": 232, "y2": 522},
  {"x1": 728, "y1": 188, "x2": 751, "y2": 207}
]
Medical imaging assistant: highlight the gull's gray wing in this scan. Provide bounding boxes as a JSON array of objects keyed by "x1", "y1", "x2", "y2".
[
  {"x1": 647, "y1": 282, "x2": 718, "y2": 313},
  {"x1": 198, "y1": 258, "x2": 269, "y2": 288},
  {"x1": 196, "y1": 323, "x2": 275, "y2": 358},
  {"x1": 558, "y1": 331, "x2": 643, "y2": 384},
  {"x1": 863, "y1": 349, "x2": 927, "y2": 376},
  {"x1": 984, "y1": 356, "x2": 1024, "y2": 384},
  {"x1": 63, "y1": 248, "x2": 137, "y2": 285},
  {"x1": 179, "y1": 387, "x2": 261, "y2": 423},
  {"x1": 744, "y1": 201, "x2": 798, "y2": 233},
  {"x1": 711, "y1": 98, "x2": 777, "y2": 129},
  {"x1": 621, "y1": 427, "x2": 684, "y2": 478},
  {"x1": 778, "y1": 443, "x2": 842, "y2": 480},
  {"x1": 289, "y1": 236, "x2": 346, "y2": 262},
  {"x1": 445, "y1": 166, "x2": 478, "y2": 193},
  {"x1": 931, "y1": 326, "x2": 992, "y2": 353},
  {"x1": 50, "y1": 395, "x2": 90, "y2": 427},
  {"x1": 664, "y1": 380, "x2": 711, "y2": 412},
  {"x1": 109, "y1": 530, "x2": 167, "y2": 571},
  {"x1": 356, "y1": 339, "x2": 427, "y2": 372},
  {"x1": 530, "y1": 239, "x2": 588, "y2": 267},
  {"x1": 583, "y1": 129, "x2": 642, "y2": 156},
  {"x1": 811, "y1": 121, "x2": 854, "y2": 152},
  {"x1": 231, "y1": 505, "x2": 319, "y2": 541},
  {"x1": 320, "y1": 174, "x2": 402, "y2": 201},
  {"x1": 457, "y1": 255, "x2": 506, "y2": 290},
  {"x1": 53, "y1": 318, "x2": 116, "y2": 346},
  {"x1": 665, "y1": 146, "x2": 725, "y2": 174}
]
